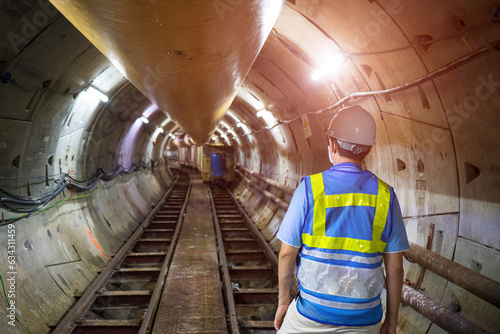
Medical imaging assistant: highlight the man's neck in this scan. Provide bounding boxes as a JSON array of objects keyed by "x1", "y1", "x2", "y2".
[{"x1": 333, "y1": 156, "x2": 363, "y2": 167}]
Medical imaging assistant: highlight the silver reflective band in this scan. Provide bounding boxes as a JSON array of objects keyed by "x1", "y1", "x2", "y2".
[
  {"x1": 301, "y1": 248, "x2": 383, "y2": 264},
  {"x1": 300, "y1": 290, "x2": 381, "y2": 310},
  {"x1": 297, "y1": 257, "x2": 384, "y2": 298}
]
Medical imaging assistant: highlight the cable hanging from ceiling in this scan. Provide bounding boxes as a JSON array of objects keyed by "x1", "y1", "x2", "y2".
[{"x1": 242, "y1": 38, "x2": 500, "y2": 136}]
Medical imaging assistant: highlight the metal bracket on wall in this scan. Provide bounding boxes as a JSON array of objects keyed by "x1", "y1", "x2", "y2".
[{"x1": 404, "y1": 223, "x2": 435, "y2": 291}]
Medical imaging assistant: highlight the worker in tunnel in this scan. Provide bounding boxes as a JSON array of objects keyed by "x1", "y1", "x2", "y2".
[{"x1": 274, "y1": 105, "x2": 410, "y2": 334}]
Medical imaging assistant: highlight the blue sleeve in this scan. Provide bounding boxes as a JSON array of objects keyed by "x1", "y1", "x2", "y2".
[
  {"x1": 384, "y1": 193, "x2": 410, "y2": 253},
  {"x1": 276, "y1": 179, "x2": 308, "y2": 248}
]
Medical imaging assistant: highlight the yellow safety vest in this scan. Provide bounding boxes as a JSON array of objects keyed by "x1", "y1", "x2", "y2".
[{"x1": 301, "y1": 172, "x2": 391, "y2": 253}]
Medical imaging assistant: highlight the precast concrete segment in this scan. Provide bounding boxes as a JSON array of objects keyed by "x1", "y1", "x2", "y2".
[
  {"x1": 153, "y1": 174, "x2": 227, "y2": 334},
  {"x1": 48, "y1": 0, "x2": 285, "y2": 144}
]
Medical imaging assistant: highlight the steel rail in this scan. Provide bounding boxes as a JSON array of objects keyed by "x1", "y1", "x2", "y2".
[
  {"x1": 226, "y1": 188, "x2": 279, "y2": 269},
  {"x1": 52, "y1": 171, "x2": 192, "y2": 333},
  {"x1": 52, "y1": 174, "x2": 180, "y2": 333},
  {"x1": 208, "y1": 188, "x2": 240, "y2": 334},
  {"x1": 139, "y1": 176, "x2": 192, "y2": 333}
]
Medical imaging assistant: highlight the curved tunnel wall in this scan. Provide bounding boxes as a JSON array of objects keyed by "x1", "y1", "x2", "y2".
[{"x1": 0, "y1": 0, "x2": 499, "y2": 333}]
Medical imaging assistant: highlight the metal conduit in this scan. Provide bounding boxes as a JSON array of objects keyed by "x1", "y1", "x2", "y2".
[
  {"x1": 404, "y1": 242, "x2": 500, "y2": 308},
  {"x1": 235, "y1": 164, "x2": 295, "y2": 195},
  {"x1": 401, "y1": 285, "x2": 490, "y2": 334}
]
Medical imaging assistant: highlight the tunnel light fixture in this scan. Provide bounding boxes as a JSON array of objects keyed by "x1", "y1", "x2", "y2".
[
  {"x1": 168, "y1": 133, "x2": 175, "y2": 139},
  {"x1": 256, "y1": 109, "x2": 271, "y2": 118},
  {"x1": 85, "y1": 86, "x2": 109, "y2": 102},
  {"x1": 312, "y1": 54, "x2": 346, "y2": 81},
  {"x1": 139, "y1": 116, "x2": 149, "y2": 124},
  {"x1": 236, "y1": 122, "x2": 251, "y2": 134},
  {"x1": 158, "y1": 127, "x2": 164, "y2": 133}
]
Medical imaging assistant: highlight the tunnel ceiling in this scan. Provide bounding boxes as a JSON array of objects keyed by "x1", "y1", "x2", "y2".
[{"x1": 46, "y1": 0, "x2": 285, "y2": 144}]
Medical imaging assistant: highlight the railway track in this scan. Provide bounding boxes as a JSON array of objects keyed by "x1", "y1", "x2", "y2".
[
  {"x1": 209, "y1": 185, "x2": 279, "y2": 334},
  {"x1": 51, "y1": 170, "x2": 191, "y2": 334}
]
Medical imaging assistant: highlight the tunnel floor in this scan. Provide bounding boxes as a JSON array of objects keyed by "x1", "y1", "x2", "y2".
[
  {"x1": 152, "y1": 172, "x2": 228, "y2": 333},
  {"x1": 52, "y1": 169, "x2": 279, "y2": 333}
]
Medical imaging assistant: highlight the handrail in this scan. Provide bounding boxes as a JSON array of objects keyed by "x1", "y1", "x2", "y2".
[
  {"x1": 234, "y1": 169, "x2": 289, "y2": 210},
  {"x1": 235, "y1": 164, "x2": 295, "y2": 195}
]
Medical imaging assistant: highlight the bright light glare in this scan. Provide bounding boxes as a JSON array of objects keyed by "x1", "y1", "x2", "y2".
[
  {"x1": 161, "y1": 118, "x2": 171, "y2": 127},
  {"x1": 236, "y1": 122, "x2": 251, "y2": 134},
  {"x1": 139, "y1": 116, "x2": 149, "y2": 124},
  {"x1": 238, "y1": 90, "x2": 265, "y2": 111},
  {"x1": 168, "y1": 133, "x2": 175, "y2": 139},
  {"x1": 152, "y1": 127, "x2": 164, "y2": 140},
  {"x1": 256, "y1": 109, "x2": 270, "y2": 118},
  {"x1": 226, "y1": 110, "x2": 240, "y2": 123},
  {"x1": 220, "y1": 121, "x2": 232, "y2": 130},
  {"x1": 260, "y1": 110, "x2": 277, "y2": 127},
  {"x1": 142, "y1": 103, "x2": 159, "y2": 118},
  {"x1": 312, "y1": 54, "x2": 346, "y2": 81},
  {"x1": 85, "y1": 86, "x2": 108, "y2": 102}
]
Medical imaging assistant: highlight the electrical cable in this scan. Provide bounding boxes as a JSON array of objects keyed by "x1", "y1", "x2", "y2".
[
  {"x1": 0, "y1": 163, "x2": 151, "y2": 224},
  {"x1": 243, "y1": 39, "x2": 500, "y2": 136},
  {"x1": 343, "y1": 21, "x2": 491, "y2": 56}
]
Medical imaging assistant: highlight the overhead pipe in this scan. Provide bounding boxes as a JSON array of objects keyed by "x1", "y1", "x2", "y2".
[
  {"x1": 404, "y1": 242, "x2": 500, "y2": 308},
  {"x1": 235, "y1": 169, "x2": 289, "y2": 210},
  {"x1": 235, "y1": 164, "x2": 295, "y2": 195},
  {"x1": 49, "y1": 0, "x2": 285, "y2": 144},
  {"x1": 401, "y1": 285, "x2": 489, "y2": 334}
]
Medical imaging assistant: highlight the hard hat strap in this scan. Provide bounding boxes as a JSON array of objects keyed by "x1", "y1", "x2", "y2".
[{"x1": 336, "y1": 139, "x2": 369, "y2": 155}]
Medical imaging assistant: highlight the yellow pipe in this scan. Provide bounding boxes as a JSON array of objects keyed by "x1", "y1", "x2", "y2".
[{"x1": 49, "y1": 0, "x2": 284, "y2": 144}]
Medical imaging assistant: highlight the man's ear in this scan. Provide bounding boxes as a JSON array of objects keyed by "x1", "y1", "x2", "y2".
[{"x1": 328, "y1": 138, "x2": 336, "y2": 153}]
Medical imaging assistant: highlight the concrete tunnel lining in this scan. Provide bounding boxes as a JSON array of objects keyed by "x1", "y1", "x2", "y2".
[{"x1": 0, "y1": 0, "x2": 499, "y2": 333}]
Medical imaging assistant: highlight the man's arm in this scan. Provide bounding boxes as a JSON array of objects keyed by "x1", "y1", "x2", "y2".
[
  {"x1": 274, "y1": 242, "x2": 300, "y2": 331},
  {"x1": 380, "y1": 252, "x2": 404, "y2": 334}
]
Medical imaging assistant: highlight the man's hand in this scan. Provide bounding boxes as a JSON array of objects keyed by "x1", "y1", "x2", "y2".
[
  {"x1": 380, "y1": 321, "x2": 397, "y2": 334},
  {"x1": 275, "y1": 243, "x2": 300, "y2": 331},
  {"x1": 274, "y1": 303, "x2": 289, "y2": 331},
  {"x1": 381, "y1": 252, "x2": 404, "y2": 334}
]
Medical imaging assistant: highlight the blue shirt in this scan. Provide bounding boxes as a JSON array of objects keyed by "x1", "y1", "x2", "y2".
[{"x1": 277, "y1": 163, "x2": 409, "y2": 253}]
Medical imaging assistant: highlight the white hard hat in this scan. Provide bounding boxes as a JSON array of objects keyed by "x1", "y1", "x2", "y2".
[{"x1": 325, "y1": 105, "x2": 377, "y2": 147}]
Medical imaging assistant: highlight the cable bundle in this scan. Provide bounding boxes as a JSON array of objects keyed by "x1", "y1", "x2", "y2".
[{"x1": 0, "y1": 163, "x2": 154, "y2": 225}]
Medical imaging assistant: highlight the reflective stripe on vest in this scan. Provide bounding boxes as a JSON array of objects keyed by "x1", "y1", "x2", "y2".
[{"x1": 301, "y1": 172, "x2": 390, "y2": 254}]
